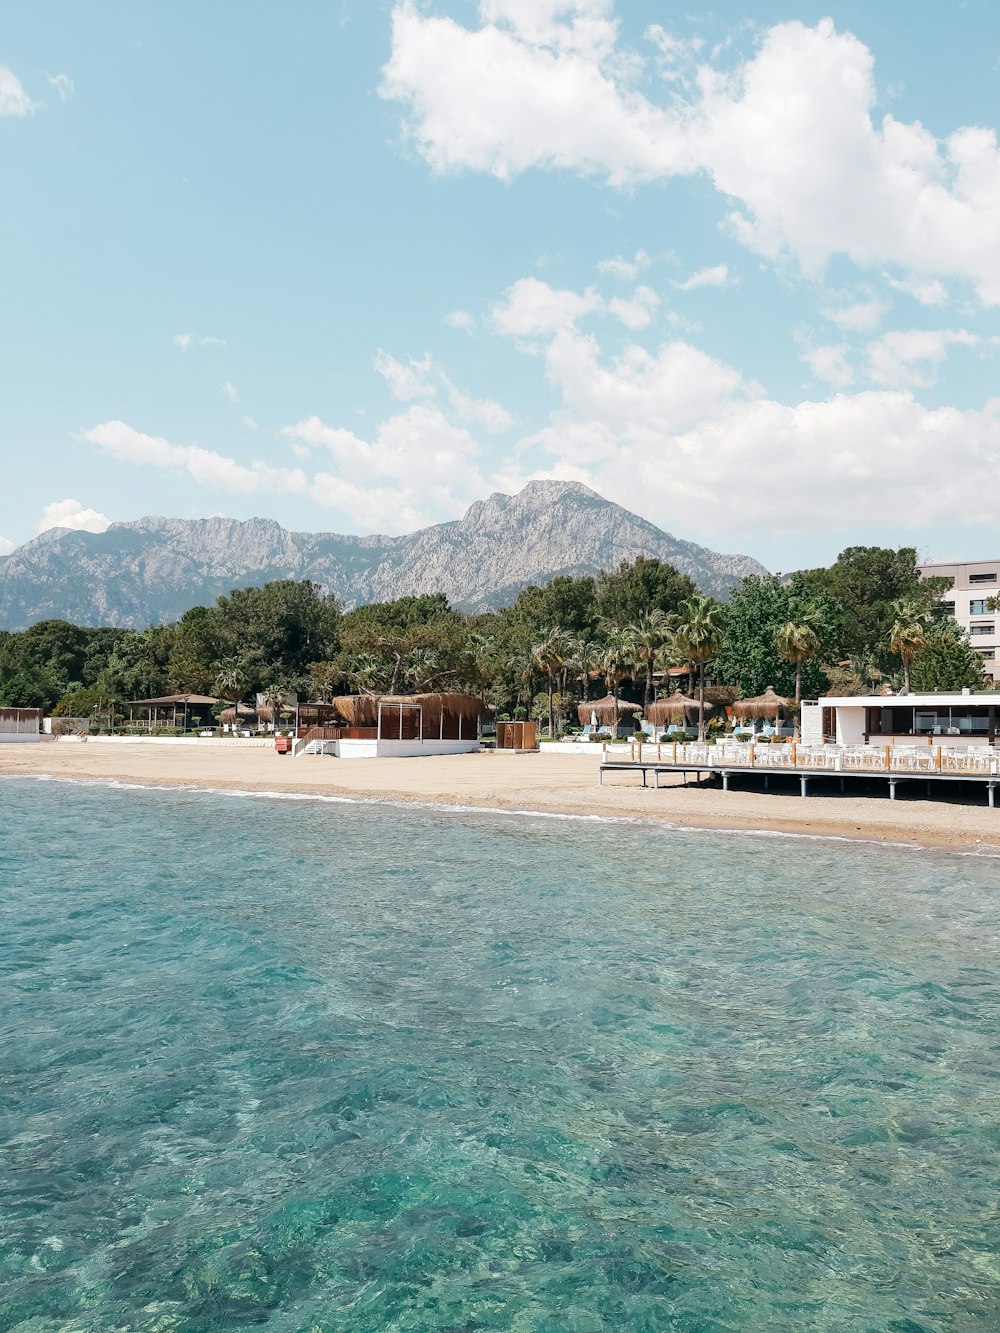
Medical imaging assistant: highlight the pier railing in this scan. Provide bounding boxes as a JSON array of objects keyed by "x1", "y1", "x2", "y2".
[{"x1": 616, "y1": 739, "x2": 1000, "y2": 776}]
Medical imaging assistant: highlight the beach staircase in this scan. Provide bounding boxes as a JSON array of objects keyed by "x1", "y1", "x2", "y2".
[{"x1": 292, "y1": 727, "x2": 341, "y2": 758}]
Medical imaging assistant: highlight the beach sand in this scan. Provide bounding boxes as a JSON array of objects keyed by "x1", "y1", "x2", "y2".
[{"x1": 3, "y1": 740, "x2": 1000, "y2": 854}]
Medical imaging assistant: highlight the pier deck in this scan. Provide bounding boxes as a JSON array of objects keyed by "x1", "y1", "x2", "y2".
[{"x1": 599, "y1": 759, "x2": 1000, "y2": 805}]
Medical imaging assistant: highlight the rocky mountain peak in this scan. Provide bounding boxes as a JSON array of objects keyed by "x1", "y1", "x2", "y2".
[{"x1": 0, "y1": 482, "x2": 768, "y2": 629}]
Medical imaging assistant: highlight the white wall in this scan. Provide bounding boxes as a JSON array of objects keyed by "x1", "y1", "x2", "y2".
[
  {"x1": 800, "y1": 702, "x2": 823, "y2": 746},
  {"x1": 0, "y1": 733, "x2": 41, "y2": 744},
  {"x1": 836, "y1": 707, "x2": 866, "y2": 745},
  {"x1": 375, "y1": 739, "x2": 480, "y2": 758}
]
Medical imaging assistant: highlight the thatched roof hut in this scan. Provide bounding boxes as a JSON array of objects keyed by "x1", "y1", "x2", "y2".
[
  {"x1": 730, "y1": 686, "x2": 791, "y2": 720},
  {"x1": 332, "y1": 695, "x2": 380, "y2": 727},
  {"x1": 218, "y1": 703, "x2": 259, "y2": 725},
  {"x1": 646, "y1": 691, "x2": 707, "y2": 725},
  {"x1": 330, "y1": 693, "x2": 485, "y2": 738},
  {"x1": 577, "y1": 694, "x2": 643, "y2": 726}
]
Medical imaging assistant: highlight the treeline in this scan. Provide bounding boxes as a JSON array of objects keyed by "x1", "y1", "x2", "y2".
[{"x1": 0, "y1": 547, "x2": 989, "y2": 730}]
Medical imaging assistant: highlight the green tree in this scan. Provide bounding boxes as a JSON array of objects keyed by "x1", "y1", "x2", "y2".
[
  {"x1": 532, "y1": 630, "x2": 572, "y2": 737},
  {"x1": 674, "y1": 596, "x2": 725, "y2": 741},
  {"x1": 888, "y1": 599, "x2": 928, "y2": 694},
  {"x1": 909, "y1": 621, "x2": 986, "y2": 692},
  {"x1": 594, "y1": 558, "x2": 697, "y2": 629},
  {"x1": 214, "y1": 659, "x2": 251, "y2": 727},
  {"x1": 795, "y1": 546, "x2": 946, "y2": 667},
  {"x1": 626, "y1": 609, "x2": 675, "y2": 709},
  {"x1": 774, "y1": 612, "x2": 822, "y2": 706}
]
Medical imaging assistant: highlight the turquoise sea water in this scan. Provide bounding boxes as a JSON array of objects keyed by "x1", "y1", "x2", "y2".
[{"x1": 1, "y1": 779, "x2": 998, "y2": 1332}]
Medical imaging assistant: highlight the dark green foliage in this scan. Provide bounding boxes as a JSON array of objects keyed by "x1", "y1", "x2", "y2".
[
  {"x1": 909, "y1": 623, "x2": 988, "y2": 692},
  {"x1": 714, "y1": 576, "x2": 834, "y2": 700},
  {"x1": 594, "y1": 558, "x2": 696, "y2": 628},
  {"x1": 794, "y1": 546, "x2": 947, "y2": 668}
]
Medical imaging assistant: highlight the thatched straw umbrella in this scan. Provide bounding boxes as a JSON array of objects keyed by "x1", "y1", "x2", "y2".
[
  {"x1": 218, "y1": 702, "x2": 259, "y2": 728},
  {"x1": 646, "y1": 690, "x2": 707, "y2": 729},
  {"x1": 577, "y1": 693, "x2": 643, "y2": 729},
  {"x1": 730, "y1": 686, "x2": 791, "y2": 724}
]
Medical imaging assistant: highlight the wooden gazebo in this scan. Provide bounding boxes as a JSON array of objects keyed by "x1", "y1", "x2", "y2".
[{"x1": 129, "y1": 693, "x2": 219, "y2": 732}]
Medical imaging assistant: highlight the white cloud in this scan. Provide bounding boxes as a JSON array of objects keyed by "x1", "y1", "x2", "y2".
[
  {"x1": 490, "y1": 278, "x2": 1000, "y2": 534},
  {"x1": 865, "y1": 328, "x2": 980, "y2": 388},
  {"x1": 822, "y1": 297, "x2": 889, "y2": 333},
  {"x1": 608, "y1": 284, "x2": 660, "y2": 329},
  {"x1": 37, "y1": 499, "x2": 111, "y2": 536},
  {"x1": 283, "y1": 403, "x2": 489, "y2": 531},
  {"x1": 375, "y1": 350, "x2": 437, "y2": 401},
  {"x1": 173, "y1": 333, "x2": 192, "y2": 351},
  {"x1": 222, "y1": 381, "x2": 240, "y2": 404},
  {"x1": 242, "y1": 415, "x2": 259, "y2": 430},
  {"x1": 0, "y1": 535, "x2": 14, "y2": 556},
  {"x1": 884, "y1": 273, "x2": 948, "y2": 306},
  {"x1": 200, "y1": 335, "x2": 226, "y2": 347},
  {"x1": 45, "y1": 72, "x2": 74, "y2": 102},
  {"x1": 492, "y1": 276, "x2": 603, "y2": 337},
  {"x1": 598, "y1": 249, "x2": 650, "y2": 281},
  {"x1": 0, "y1": 66, "x2": 34, "y2": 117},
  {"x1": 383, "y1": 9, "x2": 1000, "y2": 304},
  {"x1": 375, "y1": 351, "x2": 512, "y2": 432},
  {"x1": 674, "y1": 263, "x2": 729, "y2": 292},
  {"x1": 444, "y1": 308, "x2": 476, "y2": 331},
  {"x1": 82, "y1": 421, "x2": 308, "y2": 496},
  {"x1": 801, "y1": 344, "x2": 854, "y2": 388}
]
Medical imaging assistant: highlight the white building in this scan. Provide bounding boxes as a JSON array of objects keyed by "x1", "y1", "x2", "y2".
[
  {"x1": 802, "y1": 692, "x2": 1000, "y2": 749},
  {"x1": 919, "y1": 559, "x2": 1000, "y2": 681}
]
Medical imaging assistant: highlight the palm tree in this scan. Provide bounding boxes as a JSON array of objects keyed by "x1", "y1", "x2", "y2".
[
  {"x1": 851, "y1": 651, "x2": 884, "y2": 693},
  {"x1": 213, "y1": 660, "x2": 250, "y2": 732},
  {"x1": 674, "y1": 597, "x2": 725, "y2": 741},
  {"x1": 262, "y1": 682, "x2": 292, "y2": 734},
  {"x1": 889, "y1": 599, "x2": 928, "y2": 694},
  {"x1": 570, "y1": 639, "x2": 602, "y2": 702},
  {"x1": 774, "y1": 619, "x2": 821, "y2": 707},
  {"x1": 626, "y1": 610, "x2": 675, "y2": 709},
  {"x1": 600, "y1": 630, "x2": 635, "y2": 732},
  {"x1": 532, "y1": 630, "x2": 572, "y2": 737}
]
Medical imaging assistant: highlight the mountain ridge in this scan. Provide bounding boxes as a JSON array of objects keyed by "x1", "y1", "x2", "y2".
[{"x1": 0, "y1": 480, "x2": 768, "y2": 630}]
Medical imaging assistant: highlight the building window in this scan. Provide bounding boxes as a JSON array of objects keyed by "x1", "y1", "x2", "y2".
[
  {"x1": 968, "y1": 572, "x2": 997, "y2": 584},
  {"x1": 969, "y1": 599, "x2": 993, "y2": 615},
  {"x1": 970, "y1": 623, "x2": 995, "y2": 635}
]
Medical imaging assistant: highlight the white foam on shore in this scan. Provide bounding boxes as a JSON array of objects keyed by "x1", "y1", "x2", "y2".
[{"x1": 6, "y1": 771, "x2": 998, "y2": 858}]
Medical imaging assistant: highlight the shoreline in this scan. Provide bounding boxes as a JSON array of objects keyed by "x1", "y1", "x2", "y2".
[{"x1": 4, "y1": 743, "x2": 1000, "y2": 855}]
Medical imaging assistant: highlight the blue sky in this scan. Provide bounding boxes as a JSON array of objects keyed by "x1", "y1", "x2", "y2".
[{"x1": 1, "y1": 0, "x2": 999, "y2": 574}]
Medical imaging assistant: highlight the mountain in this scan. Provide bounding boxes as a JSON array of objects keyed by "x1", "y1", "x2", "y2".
[{"x1": 0, "y1": 481, "x2": 768, "y2": 630}]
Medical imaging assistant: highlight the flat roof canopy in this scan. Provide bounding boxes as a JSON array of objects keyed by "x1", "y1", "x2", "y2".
[
  {"x1": 129, "y1": 694, "x2": 219, "y2": 707},
  {"x1": 816, "y1": 693, "x2": 1000, "y2": 708}
]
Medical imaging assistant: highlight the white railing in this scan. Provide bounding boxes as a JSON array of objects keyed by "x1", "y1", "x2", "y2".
[{"x1": 619, "y1": 739, "x2": 999, "y2": 776}]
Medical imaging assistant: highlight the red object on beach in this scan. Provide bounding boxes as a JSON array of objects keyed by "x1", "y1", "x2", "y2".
[{"x1": 274, "y1": 736, "x2": 293, "y2": 754}]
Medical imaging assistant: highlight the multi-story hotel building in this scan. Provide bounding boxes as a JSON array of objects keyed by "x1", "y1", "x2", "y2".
[{"x1": 919, "y1": 559, "x2": 1000, "y2": 681}]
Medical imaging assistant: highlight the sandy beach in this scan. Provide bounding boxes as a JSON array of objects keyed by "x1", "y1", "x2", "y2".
[{"x1": 3, "y1": 740, "x2": 1000, "y2": 853}]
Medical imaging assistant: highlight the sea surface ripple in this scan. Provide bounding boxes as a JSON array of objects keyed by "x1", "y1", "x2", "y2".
[{"x1": 1, "y1": 779, "x2": 998, "y2": 1331}]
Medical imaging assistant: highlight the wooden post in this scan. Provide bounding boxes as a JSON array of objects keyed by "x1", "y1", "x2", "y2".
[
  {"x1": 672, "y1": 741, "x2": 678, "y2": 765},
  {"x1": 936, "y1": 745, "x2": 942, "y2": 772},
  {"x1": 749, "y1": 744, "x2": 755, "y2": 766},
  {"x1": 885, "y1": 745, "x2": 891, "y2": 770}
]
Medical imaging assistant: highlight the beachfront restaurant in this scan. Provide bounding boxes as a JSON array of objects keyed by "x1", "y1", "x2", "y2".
[{"x1": 803, "y1": 692, "x2": 1000, "y2": 748}]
